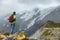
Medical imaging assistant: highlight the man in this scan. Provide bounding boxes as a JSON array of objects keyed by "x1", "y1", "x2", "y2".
[{"x1": 8, "y1": 12, "x2": 16, "y2": 34}]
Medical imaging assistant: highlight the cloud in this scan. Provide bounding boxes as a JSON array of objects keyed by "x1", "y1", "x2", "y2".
[
  {"x1": 0, "y1": 0, "x2": 33, "y2": 17},
  {"x1": 0, "y1": 0, "x2": 60, "y2": 17},
  {"x1": 18, "y1": 0, "x2": 58, "y2": 5}
]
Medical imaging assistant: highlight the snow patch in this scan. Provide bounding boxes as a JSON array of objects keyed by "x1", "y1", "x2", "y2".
[{"x1": 27, "y1": 19, "x2": 36, "y2": 29}]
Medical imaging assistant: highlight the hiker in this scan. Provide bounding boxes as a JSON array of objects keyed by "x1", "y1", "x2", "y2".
[{"x1": 8, "y1": 12, "x2": 16, "y2": 34}]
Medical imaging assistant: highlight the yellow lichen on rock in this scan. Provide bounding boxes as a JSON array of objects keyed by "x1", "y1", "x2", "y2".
[
  {"x1": 15, "y1": 34, "x2": 26, "y2": 40},
  {"x1": 0, "y1": 33, "x2": 5, "y2": 39}
]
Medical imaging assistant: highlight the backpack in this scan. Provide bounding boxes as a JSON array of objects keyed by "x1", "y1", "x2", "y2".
[{"x1": 9, "y1": 15, "x2": 14, "y2": 22}]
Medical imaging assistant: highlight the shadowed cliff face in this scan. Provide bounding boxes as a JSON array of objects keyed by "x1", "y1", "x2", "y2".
[{"x1": 0, "y1": 6, "x2": 60, "y2": 37}]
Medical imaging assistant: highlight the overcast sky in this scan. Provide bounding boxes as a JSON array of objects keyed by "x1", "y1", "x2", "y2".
[{"x1": 0, "y1": 0, "x2": 60, "y2": 17}]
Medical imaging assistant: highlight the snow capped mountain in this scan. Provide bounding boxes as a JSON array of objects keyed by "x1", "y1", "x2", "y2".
[
  {"x1": 20, "y1": 8, "x2": 40, "y2": 21},
  {"x1": 42, "y1": 6, "x2": 60, "y2": 23},
  {"x1": 0, "y1": 6, "x2": 60, "y2": 37}
]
